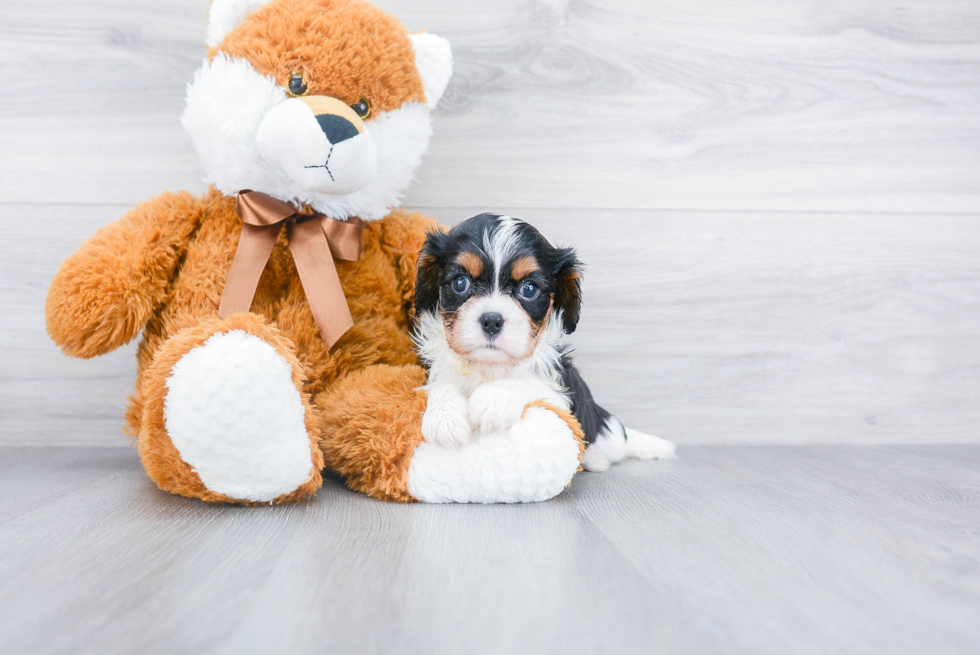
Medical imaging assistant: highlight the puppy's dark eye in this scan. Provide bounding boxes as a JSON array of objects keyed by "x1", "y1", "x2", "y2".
[
  {"x1": 451, "y1": 275, "x2": 471, "y2": 294},
  {"x1": 287, "y1": 73, "x2": 308, "y2": 97},
  {"x1": 351, "y1": 98, "x2": 371, "y2": 118},
  {"x1": 517, "y1": 280, "x2": 540, "y2": 301}
]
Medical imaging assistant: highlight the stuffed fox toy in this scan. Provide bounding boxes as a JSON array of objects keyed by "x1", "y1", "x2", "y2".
[{"x1": 45, "y1": 0, "x2": 584, "y2": 504}]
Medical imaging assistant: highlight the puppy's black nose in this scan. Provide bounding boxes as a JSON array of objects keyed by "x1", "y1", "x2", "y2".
[
  {"x1": 316, "y1": 113, "x2": 359, "y2": 144},
  {"x1": 479, "y1": 312, "x2": 504, "y2": 338}
]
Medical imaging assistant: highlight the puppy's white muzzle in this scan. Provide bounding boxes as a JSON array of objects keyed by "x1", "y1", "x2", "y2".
[
  {"x1": 256, "y1": 96, "x2": 378, "y2": 195},
  {"x1": 457, "y1": 294, "x2": 533, "y2": 364}
]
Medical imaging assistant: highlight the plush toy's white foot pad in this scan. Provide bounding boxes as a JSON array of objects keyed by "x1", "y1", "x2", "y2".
[
  {"x1": 164, "y1": 330, "x2": 313, "y2": 502},
  {"x1": 407, "y1": 406, "x2": 581, "y2": 503}
]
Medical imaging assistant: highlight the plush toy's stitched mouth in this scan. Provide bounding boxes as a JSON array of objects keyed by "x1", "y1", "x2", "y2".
[{"x1": 303, "y1": 145, "x2": 336, "y2": 181}]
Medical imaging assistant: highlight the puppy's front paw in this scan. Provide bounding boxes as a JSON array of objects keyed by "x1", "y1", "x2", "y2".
[
  {"x1": 468, "y1": 379, "x2": 538, "y2": 435},
  {"x1": 422, "y1": 385, "x2": 473, "y2": 447}
]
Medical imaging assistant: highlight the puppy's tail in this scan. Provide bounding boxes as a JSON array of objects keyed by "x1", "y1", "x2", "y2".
[
  {"x1": 624, "y1": 425, "x2": 676, "y2": 461},
  {"x1": 581, "y1": 416, "x2": 676, "y2": 472},
  {"x1": 564, "y1": 357, "x2": 677, "y2": 470}
]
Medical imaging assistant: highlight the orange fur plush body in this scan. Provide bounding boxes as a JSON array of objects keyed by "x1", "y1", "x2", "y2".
[{"x1": 46, "y1": 0, "x2": 584, "y2": 505}]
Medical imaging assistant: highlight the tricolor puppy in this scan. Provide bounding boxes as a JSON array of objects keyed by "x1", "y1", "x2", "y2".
[{"x1": 414, "y1": 213, "x2": 676, "y2": 471}]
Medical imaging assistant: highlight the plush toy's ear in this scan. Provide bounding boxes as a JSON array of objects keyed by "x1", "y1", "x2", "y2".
[
  {"x1": 207, "y1": 0, "x2": 274, "y2": 48},
  {"x1": 415, "y1": 230, "x2": 450, "y2": 316},
  {"x1": 408, "y1": 33, "x2": 454, "y2": 110},
  {"x1": 552, "y1": 247, "x2": 583, "y2": 334}
]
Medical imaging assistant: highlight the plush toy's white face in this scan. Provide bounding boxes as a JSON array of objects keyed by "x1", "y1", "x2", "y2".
[{"x1": 182, "y1": 0, "x2": 453, "y2": 220}]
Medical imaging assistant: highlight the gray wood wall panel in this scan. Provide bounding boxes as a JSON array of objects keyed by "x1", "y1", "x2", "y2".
[
  {"x1": 1, "y1": 0, "x2": 978, "y2": 447},
  {"x1": 1, "y1": 0, "x2": 977, "y2": 211},
  {"x1": 4, "y1": 204, "x2": 979, "y2": 446},
  {"x1": 422, "y1": 208, "x2": 980, "y2": 446}
]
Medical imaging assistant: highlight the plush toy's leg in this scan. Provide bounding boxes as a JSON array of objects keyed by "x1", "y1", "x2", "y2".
[
  {"x1": 316, "y1": 369, "x2": 584, "y2": 504},
  {"x1": 136, "y1": 314, "x2": 323, "y2": 504},
  {"x1": 315, "y1": 364, "x2": 429, "y2": 502}
]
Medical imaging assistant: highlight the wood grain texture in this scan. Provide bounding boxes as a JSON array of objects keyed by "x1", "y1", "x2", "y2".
[
  {"x1": 0, "y1": 0, "x2": 977, "y2": 211},
  {"x1": 6, "y1": 204, "x2": 979, "y2": 446},
  {"x1": 0, "y1": 204, "x2": 138, "y2": 447},
  {"x1": 3, "y1": 2, "x2": 978, "y2": 649},
  {"x1": 1, "y1": 0, "x2": 979, "y2": 446},
  {"x1": 0, "y1": 445, "x2": 977, "y2": 654},
  {"x1": 442, "y1": 207, "x2": 980, "y2": 446}
]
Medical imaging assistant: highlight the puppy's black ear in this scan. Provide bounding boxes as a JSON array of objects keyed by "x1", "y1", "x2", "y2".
[
  {"x1": 415, "y1": 229, "x2": 450, "y2": 316},
  {"x1": 552, "y1": 246, "x2": 583, "y2": 334}
]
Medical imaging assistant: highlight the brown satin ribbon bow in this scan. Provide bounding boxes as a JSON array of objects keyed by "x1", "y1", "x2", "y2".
[{"x1": 218, "y1": 190, "x2": 364, "y2": 349}]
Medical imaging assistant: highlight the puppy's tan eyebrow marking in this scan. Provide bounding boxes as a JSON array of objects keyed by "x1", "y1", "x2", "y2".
[
  {"x1": 454, "y1": 251, "x2": 484, "y2": 278},
  {"x1": 510, "y1": 256, "x2": 540, "y2": 281}
]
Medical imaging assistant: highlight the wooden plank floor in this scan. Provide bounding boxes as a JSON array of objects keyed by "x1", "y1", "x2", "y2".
[{"x1": 2, "y1": 445, "x2": 978, "y2": 655}]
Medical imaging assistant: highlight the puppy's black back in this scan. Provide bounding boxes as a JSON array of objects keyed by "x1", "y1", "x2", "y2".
[{"x1": 560, "y1": 353, "x2": 615, "y2": 446}]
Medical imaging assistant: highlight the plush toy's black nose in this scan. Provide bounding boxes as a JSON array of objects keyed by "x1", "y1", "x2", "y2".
[
  {"x1": 316, "y1": 114, "x2": 359, "y2": 144},
  {"x1": 479, "y1": 312, "x2": 504, "y2": 338}
]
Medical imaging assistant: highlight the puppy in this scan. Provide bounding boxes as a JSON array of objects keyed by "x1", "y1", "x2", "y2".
[{"x1": 413, "y1": 213, "x2": 675, "y2": 471}]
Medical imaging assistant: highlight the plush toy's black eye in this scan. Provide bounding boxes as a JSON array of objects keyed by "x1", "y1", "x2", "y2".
[
  {"x1": 451, "y1": 275, "x2": 471, "y2": 294},
  {"x1": 288, "y1": 73, "x2": 308, "y2": 97},
  {"x1": 351, "y1": 98, "x2": 371, "y2": 118},
  {"x1": 517, "y1": 280, "x2": 540, "y2": 301}
]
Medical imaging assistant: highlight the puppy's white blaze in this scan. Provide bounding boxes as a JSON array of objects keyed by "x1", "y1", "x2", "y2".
[
  {"x1": 482, "y1": 216, "x2": 521, "y2": 293},
  {"x1": 182, "y1": 53, "x2": 434, "y2": 221}
]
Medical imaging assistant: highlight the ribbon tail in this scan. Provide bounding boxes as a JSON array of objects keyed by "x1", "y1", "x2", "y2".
[
  {"x1": 319, "y1": 214, "x2": 364, "y2": 261},
  {"x1": 288, "y1": 219, "x2": 354, "y2": 350},
  {"x1": 218, "y1": 222, "x2": 282, "y2": 319}
]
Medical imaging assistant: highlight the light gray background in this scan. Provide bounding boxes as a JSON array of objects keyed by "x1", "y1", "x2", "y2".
[
  {"x1": 2, "y1": 0, "x2": 979, "y2": 447},
  {"x1": 1, "y1": 2, "x2": 979, "y2": 654}
]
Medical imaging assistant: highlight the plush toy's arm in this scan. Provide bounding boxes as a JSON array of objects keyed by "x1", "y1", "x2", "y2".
[
  {"x1": 46, "y1": 191, "x2": 204, "y2": 358},
  {"x1": 379, "y1": 210, "x2": 441, "y2": 326}
]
